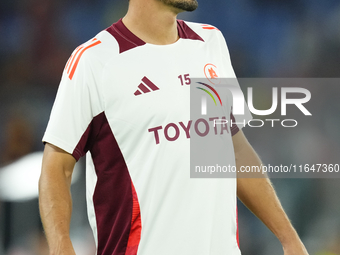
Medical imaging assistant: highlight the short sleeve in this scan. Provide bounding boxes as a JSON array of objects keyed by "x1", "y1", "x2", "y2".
[
  {"x1": 229, "y1": 85, "x2": 253, "y2": 135},
  {"x1": 43, "y1": 43, "x2": 104, "y2": 160},
  {"x1": 215, "y1": 31, "x2": 252, "y2": 134}
]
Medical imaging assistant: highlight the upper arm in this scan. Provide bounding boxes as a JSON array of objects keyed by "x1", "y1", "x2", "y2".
[
  {"x1": 40, "y1": 143, "x2": 76, "y2": 186},
  {"x1": 232, "y1": 129, "x2": 252, "y2": 157},
  {"x1": 233, "y1": 130, "x2": 264, "y2": 179}
]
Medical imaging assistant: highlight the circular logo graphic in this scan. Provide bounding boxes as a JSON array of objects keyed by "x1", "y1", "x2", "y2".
[{"x1": 204, "y1": 63, "x2": 220, "y2": 85}]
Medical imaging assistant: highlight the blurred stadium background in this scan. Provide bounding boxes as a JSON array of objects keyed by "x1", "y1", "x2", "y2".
[{"x1": 0, "y1": 0, "x2": 340, "y2": 254}]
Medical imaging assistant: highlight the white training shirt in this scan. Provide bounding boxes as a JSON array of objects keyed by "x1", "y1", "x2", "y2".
[{"x1": 43, "y1": 19, "x2": 251, "y2": 255}]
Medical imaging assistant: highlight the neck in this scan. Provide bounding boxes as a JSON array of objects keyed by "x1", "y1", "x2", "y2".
[{"x1": 122, "y1": 0, "x2": 182, "y2": 45}]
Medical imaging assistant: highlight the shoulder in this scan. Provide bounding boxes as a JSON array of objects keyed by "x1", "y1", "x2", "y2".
[
  {"x1": 64, "y1": 30, "x2": 119, "y2": 81},
  {"x1": 179, "y1": 20, "x2": 225, "y2": 42},
  {"x1": 72, "y1": 30, "x2": 119, "y2": 64}
]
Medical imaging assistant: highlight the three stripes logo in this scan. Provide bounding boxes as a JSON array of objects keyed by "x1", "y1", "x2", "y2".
[
  {"x1": 65, "y1": 38, "x2": 102, "y2": 80},
  {"x1": 134, "y1": 77, "x2": 160, "y2": 96},
  {"x1": 196, "y1": 82, "x2": 222, "y2": 115}
]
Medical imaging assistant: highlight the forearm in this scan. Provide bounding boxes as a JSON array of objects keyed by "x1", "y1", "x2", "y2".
[
  {"x1": 237, "y1": 178, "x2": 301, "y2": 248},
  {"x1": 39, "y1": 144, "x2": 76, "y2": 255},
  {"x1": 233, "y1": 131, "x2": 308, "y2": 253},
  {"x1": 235, "y1": 144, "x2": 297, "y2": 245}
]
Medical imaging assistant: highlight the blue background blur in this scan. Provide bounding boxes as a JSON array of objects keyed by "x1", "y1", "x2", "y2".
[{"x1": 0, "y1": 0, "x2": 340, "y2": 254}]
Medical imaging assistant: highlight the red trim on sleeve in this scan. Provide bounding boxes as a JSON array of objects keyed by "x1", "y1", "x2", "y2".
[{"x1": 236, "y1": 206, "x2": 240, "y2": 248}]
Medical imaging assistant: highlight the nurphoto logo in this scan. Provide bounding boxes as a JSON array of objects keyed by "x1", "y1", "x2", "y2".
[{"x1": 198, "y1": 82, "x2": 312, "y2": 128}]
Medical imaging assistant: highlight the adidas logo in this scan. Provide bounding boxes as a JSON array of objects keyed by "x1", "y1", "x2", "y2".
[{"x1": 134, "y1": 76, "x2": 159, "y2": 96}]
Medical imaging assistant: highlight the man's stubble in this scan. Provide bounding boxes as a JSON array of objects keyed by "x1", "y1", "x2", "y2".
[{"x1": 158, "y1": 0, "x2": 198, "y2": 12}]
